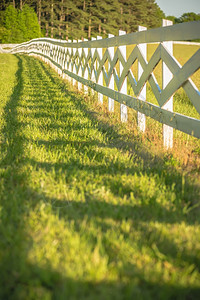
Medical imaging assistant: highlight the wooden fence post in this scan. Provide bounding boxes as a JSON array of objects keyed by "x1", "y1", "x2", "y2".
[
  {"x1": 62, "y1": 45, "x2": 66, "y2": 79},
  {"x1": 119, "y1": 30, "x2": 128, "y2": 122},
  {"x1": 48, "y1": 43, "x2": 51, "y2": 67},
  {"x1": 162, "y1": 19, "x2": 173, "y2": 149},
  {"x1": 138, "y1": 25, "x2": 147, "y2": 132},
  {"x1": 50, "y1": 44, "x2": 54, "y2": 70},
  {"x1": 59, "y1": 46, "x2": 62, "y2": 75},
  {"x1": 54, "y1": 46, "x2": 57, "y2": 71},
  {"x1": 73, "y1": 39, "x2": 77, "y2": 87},
  {"x1": 63, "y1": 48, "x2": 67, "y2": 80},
  {"x1": 55, "y1": 46, "x2": 58, "y2": 73},
  {"x1": 84, "y1": 38, "x2": 89, "y2": 95},
  {"x1": 78, "y1": 39, "x2": 82, "y2": 91},
  {"x1": 43, "y1": 42, "x2": 46, "y2": 63},
  {"x1": 108, "y1": 33, "x2": 115, "y2": 112},
  {"x1": 61, "y1": 46, "x2": 65, "y2": 77},
  {"x1": 68, "y1": 39, "x2": 72, "y2": 84},
  {"x1": 60, "y1": 46, "x2": 63, "y2": 76},
  {"x1": 91, "y1": 37, "x2": 96, "y2": 96},
  {"x1": 56, "y1": 46, "x2": 59, "y2": 74},
  {"x1": 97, "y1": 35, "x2": 103, "y2": 104},
  {"x1": 57, "y1": 45, "x2": 60, "y2": 75},
  {"x1": 52, "y1": 45, "x2": 55, "y2": 71}
]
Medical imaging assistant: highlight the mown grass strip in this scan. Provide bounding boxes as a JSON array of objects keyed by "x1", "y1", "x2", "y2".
[{"x1": 0, "y1": 54, "x2": 200, "y2": 299}]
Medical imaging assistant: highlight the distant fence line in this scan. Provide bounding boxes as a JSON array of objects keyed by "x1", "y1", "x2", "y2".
[{"x1": 8, "y1": 20, "x2": 200, "y2": 148}]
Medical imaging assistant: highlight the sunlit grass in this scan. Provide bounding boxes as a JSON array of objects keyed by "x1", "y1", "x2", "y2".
[{"x1": 0, "y1": 53, "x2": 200, "y2": 299}]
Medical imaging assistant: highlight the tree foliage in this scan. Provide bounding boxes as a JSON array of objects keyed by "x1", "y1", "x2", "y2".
[
  {"x1": 1, "y1": 1, "x2": 199, "y2": 43},
  {"x1": 0, "y1": 0, "x2": 166, "y2": 42},
  {"x1": 0, "y1": 4, "x2": 41, "y2": 43},
  {"x1": 166, "y1": 12, "x2": 200, "y2": 24}
]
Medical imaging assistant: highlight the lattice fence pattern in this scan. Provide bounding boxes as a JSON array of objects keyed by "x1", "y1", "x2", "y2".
[{"x1": 9, "y1": 20, "x2": 200, "y2": 148}]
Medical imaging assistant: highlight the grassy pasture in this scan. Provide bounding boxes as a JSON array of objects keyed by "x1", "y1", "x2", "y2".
[
  {"x1": 0, "y1": 53, "x2": 200, "y2": 299},
  {"x1": 103, "y1": 43, "x2": 200, "y2": 153}
]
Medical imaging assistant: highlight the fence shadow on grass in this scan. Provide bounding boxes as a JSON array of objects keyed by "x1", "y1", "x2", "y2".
[
  {"x1": 0, "y1": 55, "x2": 32, "y2": 297},
  {"x1": 37, "y1": 58, "x2": 199, "y2": 217},
  {"x1": 0, "y1": 54, "x2": 199, "y2": 299}
]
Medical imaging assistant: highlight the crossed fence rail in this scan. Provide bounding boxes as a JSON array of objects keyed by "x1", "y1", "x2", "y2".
[{"x1": 8, "y1": 20, "x2": 200, "y2": 148}]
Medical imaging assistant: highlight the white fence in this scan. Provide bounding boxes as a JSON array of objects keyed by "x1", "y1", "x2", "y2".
[{"x1": 8, "y1": 20, "x2": 200, "y2": 148}]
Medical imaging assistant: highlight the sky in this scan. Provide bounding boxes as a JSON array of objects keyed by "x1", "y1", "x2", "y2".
[{"x1": 155, "y1": 0, "x2": 200, "y2": 17}]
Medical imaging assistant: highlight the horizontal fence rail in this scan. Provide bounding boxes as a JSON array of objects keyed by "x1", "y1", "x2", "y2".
[{"x1": 8, "y1": 20, "x2": 200, "y2": 148}]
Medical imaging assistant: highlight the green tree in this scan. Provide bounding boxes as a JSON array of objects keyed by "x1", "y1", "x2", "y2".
[
  {"x1": 1, "y1": 4, "x2": 41, "y2": 43},
  {"x1": 166, "y1": 12, "x2": 200, "y2": 24},
  {"x1": 2, "y1": 5, "x2": 21, "y2": 43},
  {"x1": 166, "y1": 15, "x2": 177, "y2": 24},
  {"x1": 179, "y1": 12, "x2": 200, "y2": 23},
  {"x1": 0, "y1": 0, "x2": 167, "y2": 42},
  {"x1": 19, "y1": 4, "x2": 41, "y2": 41}
]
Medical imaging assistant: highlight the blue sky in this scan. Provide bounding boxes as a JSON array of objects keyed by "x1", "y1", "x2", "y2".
[{"x1": 155, "y1": 0, "x2": 200, "y2": 17}]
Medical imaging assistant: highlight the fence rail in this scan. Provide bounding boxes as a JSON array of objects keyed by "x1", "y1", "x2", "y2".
[{"x1": 8, "y1": 20, "x2": 200, "y2": 148}]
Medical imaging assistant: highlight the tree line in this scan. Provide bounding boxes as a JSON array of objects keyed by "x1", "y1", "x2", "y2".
[
  {"x1": 0, "y1": 0, "x2": 199, "y2": 43},
  {"x1": 0, "y1": 0, "x2": 165, "y2": 42},
  {"x1": 167, "y1": 12, "x2": 200, "y2": 24}
]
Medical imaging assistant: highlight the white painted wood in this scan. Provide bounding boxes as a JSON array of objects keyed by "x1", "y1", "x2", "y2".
[
  {"x1": 83, "y1": 38, "x2": 89, "y2": 95},
  {"x1": 160, "y1": 46, "x2": 200, "y2": 113},
  {"x1": 60, "y1": 47, "x2": 63, "y2": 75},
  {"x1": 59, "y1": 46, "x2": 62, "y2": 75},
  {"x1": 9, "y1": 21, "x2": 200, "y2": 144},
  {"x1": 91, "y1": 37, "x2": 96, "y2": 96},
  {"x1": 72, "y1": 40, "x2": 77, "y2": 86},
  {"x1": 174, "y1": 41, "x2": 200, "y2": 46},
  {"x1": 56, "y1": 69, "x2": 200, "y2": 138},
  {"x1": 108, "y1": 33, "x2": 115, "y2": 111},
  {"x1": 56, "y1": 46, "x2": 59, "y2": 74},
  {"x1": 138, "y1": 25, "x2": 147, "y2": 132},
  {"x1": 63, "y1": 48, "x2": 68, "y2": 80},
  {"x1": 135, "y1": 44, "x2": 161, "y2": 102},
  {"x1": 78, "y1": 39, "x2": 82, "y2": 91},
  {"x1": 62, "y1": 48, "x2": 66, "y2": 79},
  {"x1": 97, "y1": 36, "x2": 103, "y2": 104},
  {"x1": 60, "y1": 22, "x2": 200, "y2": 48},
  {"x1": 26, "y1": 22, "x2": 199, "y2": 49},
  {"x1": 119, "y1": 30, "x2": 128, "y2": 122},
  {"x1": 162, "y1": 19, "x2": 173, "y2": 149},
  {"x1": 67, "y1": 39, "x2": 72, "y2": 82}
]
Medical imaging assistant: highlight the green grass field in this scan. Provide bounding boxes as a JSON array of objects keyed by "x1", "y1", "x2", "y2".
[
  {"x1": 125, "y1": 43, "x2": 200, "y2": 120},
  {"x1": 103, "y1": 43, "x2": 200, "y2": 148},
  {"x1": 0, "y1": 53, "x2": 200, "y2": 299}
]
